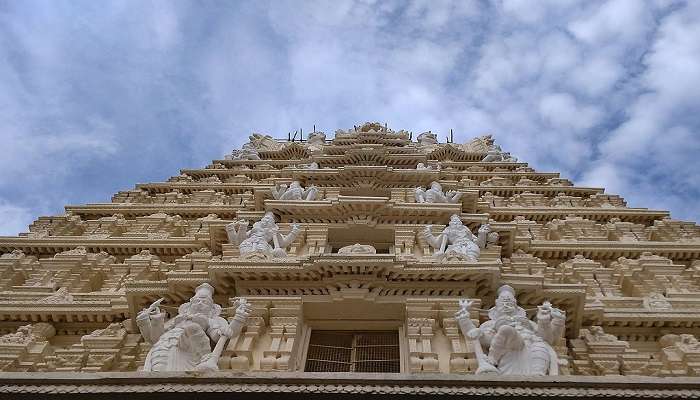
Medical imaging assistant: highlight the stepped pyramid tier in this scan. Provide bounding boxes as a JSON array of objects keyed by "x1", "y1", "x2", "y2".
[{"x1": 0, "y1": 122, "x2": 699, "y2": 396}]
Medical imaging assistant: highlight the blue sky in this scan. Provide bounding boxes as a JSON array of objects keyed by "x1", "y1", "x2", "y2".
[{"x1": 0, "y1": 0, "x2": 699, "y2": 235}]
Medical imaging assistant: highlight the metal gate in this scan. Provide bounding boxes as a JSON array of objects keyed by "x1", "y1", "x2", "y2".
[{"x1": 304, "y1": 330, "x2": 400, "y2": 373}]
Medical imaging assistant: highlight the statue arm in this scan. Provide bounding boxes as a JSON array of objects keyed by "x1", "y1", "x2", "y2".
[
  {"x1": 271, "y1": 184, "x2": 287, "y2": 200},
  {"x1": 206, "y1": 317, "x2": 229, "y2": 343},
  {"x1": 446, "y1": 191, "x2": 462, "y2": 203},
  {"x1": 476, "y1": 224, "x2": 491, "y2": 249},
  {"x1": 278, "y1": 224, "x2": 301, "y2": 248},
  {"x1": 414, "y1": 187, "x2": 425, "y2": 203},
  {"x1": 536, "y1": 302, "x2": 566, "y2": 345},
  {"x1": 303, "y1": 185, "x2": 319, "y2": 201},
  {"x1": 136, "y1": 310, "x2": 166, "y2": 344},
  {"x1": 420, "y1": 226, "x2": 445, "y2": 251}
]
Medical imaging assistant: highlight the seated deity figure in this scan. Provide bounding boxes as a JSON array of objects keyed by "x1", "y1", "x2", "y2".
[
  {"x1": 415, "y1": 181, "x2": 462, "y2": 204},
  {"x1": 225, "y1": 212, "x2": 301, "y2": 258},
  {"x1": 136, "y1": 283, "x2": 250, "y2": 372},
  {"x1": 271, "y1": 180, "x2": 319, "y2": 201},
  {"x1": 421, "y1": 214, "x2": 493, "y2": 261},
  {"x1": 454, "y1": 285, "x2": 565, "y2": 376}
]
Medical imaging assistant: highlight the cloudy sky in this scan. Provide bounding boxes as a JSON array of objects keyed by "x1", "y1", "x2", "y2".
[{"x1": 0, "y1": 0, "x2": 698, "y2": 235}]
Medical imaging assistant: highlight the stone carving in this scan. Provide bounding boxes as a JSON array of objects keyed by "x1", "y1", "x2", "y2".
[
  {"x1": 0, "y1": 323, "x2": 55, "y2": 344},
  {"x1": 416, "y1": 163, "x2": 439, "y2": 171},
  {"x1": 482, "y1": 150, "x2": 518, "y2": 163},
  {"x1": 584, "y1": 326, "x2": 619, "y2": 343},
  {"x1": 416, "y1": 132, "x2": 438, "y2": 146},
  {"x1": 136, "y1": 283, "x2": 250, "y2": 372},
  {"x1": 420, "y1": 214, "x2": 493, "y2": 261},
  {"x1": 306, "y1": 132, "x2": 326, "y2": 152},
  {"x1": 455, "y1": 285, "x2": 565, "y2": 375},
  {"x1": 415, "y1": 182, "x2": 462, "y2": 204},
  {"x1": 225, "y1": 212, "x2": 301, "y2": 259},
  {"x1": 38, "y1": 287, "x2": 74, "y2": 303},
  {"x1": 462, "y1": 135, "x2": 496, "y2": 153},
  {"x1": 226, "y1": 141, "x2": 260, "y2": 161},
  {"x1": 249, "y1": 133, "x2": 283, "y2": 152},
  {"x1": 337, "y1": 243, "x2": 376, "y2": 255},
  {"x1": 661, "y1": 333, "x2": 700, "y2": 352},
  {"x1": 271, "y1": 181, "x2": 319, "y2": 201},
  {"x1": 56, "y1": 246, "x2": 87, "y2": 256},
  {"x1": 644, "y1": 292, "x2": 673, "y2": 310},
  {"x1": 1, "y1": 249, "x2": 25, "y2": 259}
]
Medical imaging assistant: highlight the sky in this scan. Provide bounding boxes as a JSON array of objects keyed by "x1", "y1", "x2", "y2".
[{"x1": 0, "y1": 0, "x2": 699, "y2": 235}]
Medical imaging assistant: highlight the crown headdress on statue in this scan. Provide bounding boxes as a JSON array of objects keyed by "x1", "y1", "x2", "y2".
[
  {"x1": 194, "y1": 282, "x2": 215, "y2": 298},
  {"x1": 489, "y1": 284, "x2": 527, "y2": 320}
]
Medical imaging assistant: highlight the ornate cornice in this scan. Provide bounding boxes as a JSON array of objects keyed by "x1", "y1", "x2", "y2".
[{"x1": 0, "y1": 372, "x2": 699, "y2": 397}]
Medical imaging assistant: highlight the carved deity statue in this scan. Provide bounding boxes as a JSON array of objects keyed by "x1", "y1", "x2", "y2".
[
  {"x1": 415, "y1": 181, "x2": 462, "y2": 204},
  {"x1": 420, "y1": 214, "x2": 492, "y2": 262},
  {"x1": 136, "y1": 283, "x2": 250, "y2": 372},
  {"x1": 271, "y1": 181, "x2": 319, "y2": 201},
  {"x1": 225, "y1": 212, "x2": 301, "y2": 258},
  {"x1": 455, "y1": 285, "x2": 565, "y2": 376}
]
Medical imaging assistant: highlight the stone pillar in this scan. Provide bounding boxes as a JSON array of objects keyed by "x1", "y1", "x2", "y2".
[{"x1": 259, "y1": 298, "x2": 302, "y2": 371}]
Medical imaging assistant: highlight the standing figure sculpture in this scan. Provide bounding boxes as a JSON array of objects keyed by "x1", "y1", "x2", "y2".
[
  {"x1": 421, "y1": 214, "x2": 493, "y2": 262},
  {"x1": 226, "y1": 212, "x2": 301, "y2": 258},
  {"x1": 136, "y1": 283, "x2": 250, "y2": 372},
  {"x1": 454, "y1": 285, "x2": 565, "y2": 376},
  {"x1": 415, "y1": 182, "x2": 462, "y2": 204},
  {"x1": 271, "y1": 181, "x2": 319, "y2": 201}
]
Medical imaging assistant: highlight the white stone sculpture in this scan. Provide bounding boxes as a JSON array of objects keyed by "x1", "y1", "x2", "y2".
[
  {"x1": 416, "y1": 131, "x2": 438, "y2": 145},
  {"x1": 249, "y1": 133, "x2": 283, "y2": 152},
  {"x1": 306, "y1": 162, "x2": 320, "y2": 170},
  {"x1": 454, "y1": 285, "x2": 565, "y2": 376},
  {"x1": 416, "y1": 163, "x2": 438, "y2": 171},
  {"x1": 136, "y1": 283, "x2": 250, "y2": 372},
  {"x1": 306, "y1": 131, "x2": 326, "y2": 152},
  {"x1": 482, "y1": 149, "x2": 503, "y2": 162},
  {"x1": 482, "y1": 148, "x2": 518, "y2": 163},
  {"x1": 225, "y1": 212, "x2": 301, "y2": 258},
  {"x1": 337, "y1": 243, "x2": 376, "y2": 254},
  {"x1": 415, "y1": 182, "x2": 462, "y2": 204},
  {"x1": 226, "y1": 142, "x2": 260, "y2": 160},
  {"x1": 420, "y1": 214, "x2": 492, "y2": 261},
  {"x1": 271, "y1": 181, "x2": 319, "y2": 201}
]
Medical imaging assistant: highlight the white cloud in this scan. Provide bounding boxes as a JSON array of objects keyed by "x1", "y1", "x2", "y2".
[
  {"x1": 0, "y1": 200, "x2": 34, "y2": 236},
  {"x1": 0, "y1": 0, "x2": 698, "y2": 234}
]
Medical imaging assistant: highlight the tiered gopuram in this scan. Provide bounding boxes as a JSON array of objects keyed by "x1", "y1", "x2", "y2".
[{"x1": 1, "y1": 122, "x2": 699, "y2": 397}]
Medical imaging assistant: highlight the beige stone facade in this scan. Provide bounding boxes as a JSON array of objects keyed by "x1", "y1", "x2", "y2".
[{"x1": 1, "y1": 122, "x2": 700, "y2": 396}]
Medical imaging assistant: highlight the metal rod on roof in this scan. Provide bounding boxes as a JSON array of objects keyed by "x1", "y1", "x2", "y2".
[
  {"x1": 313, "y1": 124, "x2": 316, "y2": 132},
  {"x1": 300, "y1": 128, "x2": 303, "y2": 141},
  {"x1": 450, "y1": 129, "x2": 454, "y2": 143}
]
